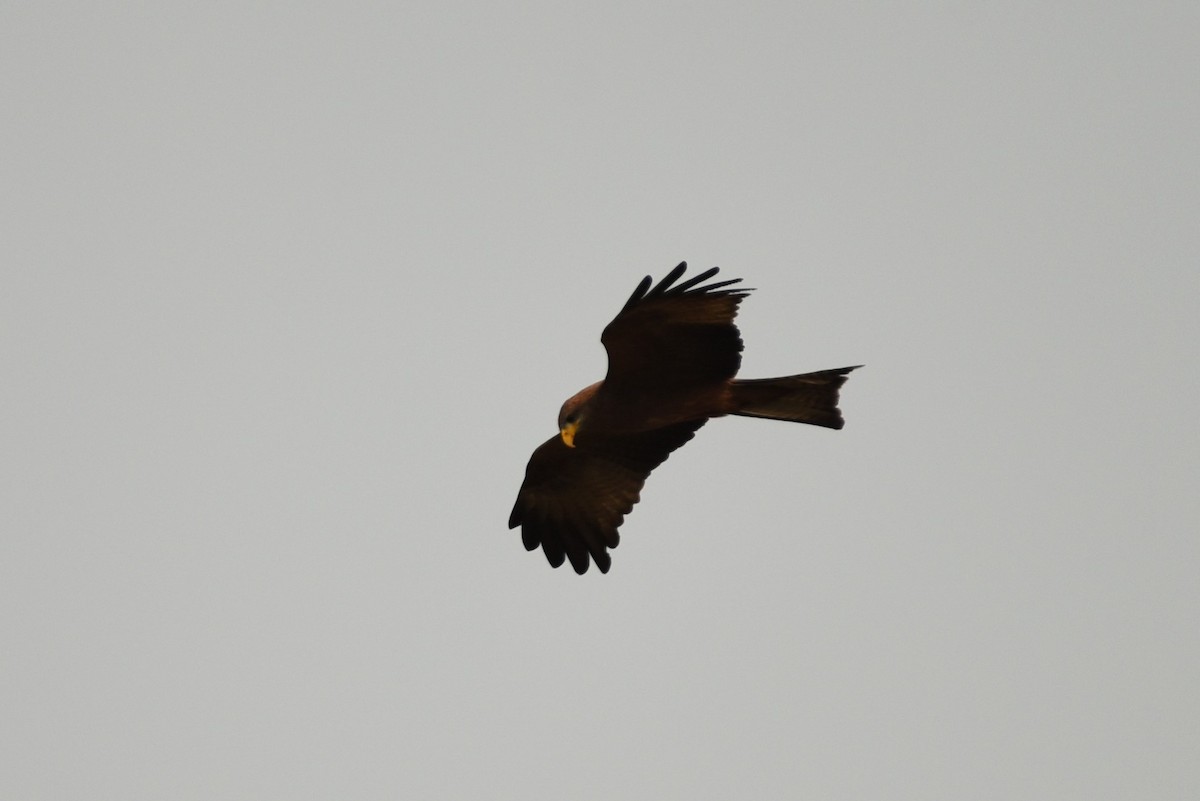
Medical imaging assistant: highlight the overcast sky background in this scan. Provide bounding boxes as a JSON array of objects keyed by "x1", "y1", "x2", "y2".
[{"x1": 3, "y1": 3, "x2": 1197, "y2": 799}]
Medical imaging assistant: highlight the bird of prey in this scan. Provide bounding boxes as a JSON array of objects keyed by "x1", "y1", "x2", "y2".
[{"x1": 508, "y1": 262, "x2": 858, "y2": 574}]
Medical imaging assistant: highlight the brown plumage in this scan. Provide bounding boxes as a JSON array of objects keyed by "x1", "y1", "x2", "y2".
[{"x1": 508, "y1": 262, "x2": 858, "y2": 574}]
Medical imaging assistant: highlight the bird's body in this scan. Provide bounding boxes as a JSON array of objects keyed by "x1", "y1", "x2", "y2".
[{"x1": 509, "y1": 262, "x2": 858, "y2": 574}]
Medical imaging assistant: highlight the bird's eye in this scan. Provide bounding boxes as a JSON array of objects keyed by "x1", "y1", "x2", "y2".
[{"x1": 565, "y1": 413, "x2": 577, "y2": 423}]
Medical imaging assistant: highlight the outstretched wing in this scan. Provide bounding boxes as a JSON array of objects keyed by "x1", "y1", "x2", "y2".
[
  {"x1": 508, "y1": 420, "x2": 706, "y2": 574},
  {"x1": 600, "y1": 262, "x2": 751, "y2": 399}
]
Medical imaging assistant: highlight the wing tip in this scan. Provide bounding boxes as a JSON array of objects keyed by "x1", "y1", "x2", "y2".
[{"x1": 622, "y1": 262, "x2": 748, "y2": 311}]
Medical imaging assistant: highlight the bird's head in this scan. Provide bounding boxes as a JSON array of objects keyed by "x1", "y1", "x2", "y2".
[{"x1": 557, "y1": 382, "x2": 601, "y2": 448}]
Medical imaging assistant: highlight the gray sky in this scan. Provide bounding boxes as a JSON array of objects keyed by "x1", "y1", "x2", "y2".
[{"x1": 3, "y1": 3, "x2": 1197, "y2": 799}]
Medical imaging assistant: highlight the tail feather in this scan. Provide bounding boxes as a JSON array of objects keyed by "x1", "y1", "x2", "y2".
[{"x1": 730, "y1": 366, "x2": 860, "y2": 429}]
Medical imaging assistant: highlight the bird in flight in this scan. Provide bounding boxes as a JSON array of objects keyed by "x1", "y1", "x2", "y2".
[{"x1": 508, "y1": 262, "x2": 858, "y2": 574}]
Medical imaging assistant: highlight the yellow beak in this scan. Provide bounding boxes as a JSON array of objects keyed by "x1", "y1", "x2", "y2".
[{"x1": 560, "y1": 421, "x2": 578, "y2": 448}]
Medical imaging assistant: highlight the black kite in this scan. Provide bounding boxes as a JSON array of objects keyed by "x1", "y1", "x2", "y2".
[{"x1": 508, "y1": 262, "x2": 858, "y2": 574}]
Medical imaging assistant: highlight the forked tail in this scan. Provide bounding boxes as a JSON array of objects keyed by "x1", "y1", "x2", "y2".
[{"x1": 730, "y1": 366, "x2": 860, "y2": 429}]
